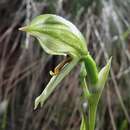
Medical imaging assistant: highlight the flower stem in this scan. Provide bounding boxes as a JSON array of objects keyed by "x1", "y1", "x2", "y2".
[{"x1": 88, "y1": 99, "x2": 98, "y2": 130}]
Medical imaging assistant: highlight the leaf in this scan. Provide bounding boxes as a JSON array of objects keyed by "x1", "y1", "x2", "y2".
[
  {"x1": 34, "y1": 59, "x2": 79, "y2": 109},
  {"x1": 79, "y1": 63, "x2": 90, "y2": 98},
  {"x1": 80, "y1": 114, "x2": 87, "y2": 130},
  {"x1": 96, "y1": 57, "x2": 112, "y2": 89}
]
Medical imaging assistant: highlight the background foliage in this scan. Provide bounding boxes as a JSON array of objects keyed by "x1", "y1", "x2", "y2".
[{"x1": 0, "y1": 0, "x2": 130, "y2": 130}]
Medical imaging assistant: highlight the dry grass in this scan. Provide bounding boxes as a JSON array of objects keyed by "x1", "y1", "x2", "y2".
[{"x1": 0, "y1": 0, "x2": 130, "y2": 130}]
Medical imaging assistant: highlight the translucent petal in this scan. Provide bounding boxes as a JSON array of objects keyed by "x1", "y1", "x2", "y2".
[{"x1": 19, "y1": 14, "x2": 88, "y2": 57}]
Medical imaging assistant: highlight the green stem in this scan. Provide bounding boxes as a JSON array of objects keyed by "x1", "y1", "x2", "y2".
[
  {"x1": 79, "y1": 60, "x2": 99, "y2": 130},
  {"x1": 88, "y1": 101, "x2": 98, "y2": 130},
  {"x1": 83, "y1": 54, "x2": 98, "y2": 85},
  {"x1": 88, "y1": 92, "x2": 100, "y2": 130}
]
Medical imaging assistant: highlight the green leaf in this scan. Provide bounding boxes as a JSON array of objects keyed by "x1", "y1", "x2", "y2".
[
  {"x1": 34, "y1": 58, "x2": 79, "y2": 109},
  {"x1": 79, "y1": 63, "x2": 90, "y2": 98},
  {"x1": 96, "y1": 57, "x2": 112, "y2": 89},
  {"x1": 19, "y1": 14, "x2": 88, "y2": 58},
  {"x1": 80, "y1": 112, "x2": 88, "y2": 130}
]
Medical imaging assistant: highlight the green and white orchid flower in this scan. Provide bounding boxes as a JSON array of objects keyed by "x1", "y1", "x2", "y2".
[{"x1": 19, "y1": 14, "x2": 112, "y2": 130}]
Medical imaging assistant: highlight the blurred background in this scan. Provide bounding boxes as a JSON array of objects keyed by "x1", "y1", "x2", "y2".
[{"x1": 0, "y1": 0, "x2": 130, "y2": 130}]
